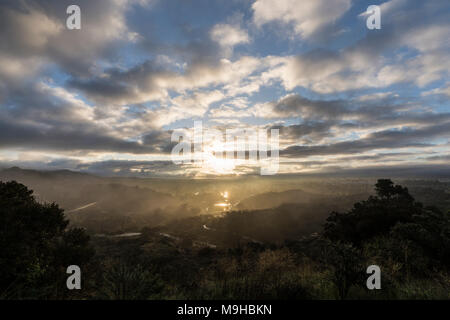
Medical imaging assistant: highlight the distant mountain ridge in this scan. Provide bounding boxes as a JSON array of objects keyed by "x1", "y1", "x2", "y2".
[
  {"x1": 237, "y1": 189, "x2": 322, "y2": 210},
  {"x1": 0, "y1": 166, "x2": 96, "y2": 180}
]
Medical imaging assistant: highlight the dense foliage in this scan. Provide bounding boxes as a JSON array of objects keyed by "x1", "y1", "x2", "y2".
[
  {"x1": 1, "y1": 179, "x2": 449, "y2": 299},
  {"x1": 0, "y1": 181, "x2": 94, "y2": 299}
]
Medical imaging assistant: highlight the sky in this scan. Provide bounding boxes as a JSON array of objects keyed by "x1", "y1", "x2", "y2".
[{"x1": 0, "y1": 0, "x2": 449, "y2": 177}]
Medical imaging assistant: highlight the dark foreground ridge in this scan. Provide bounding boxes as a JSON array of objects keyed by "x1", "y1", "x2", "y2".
[{"x1": 0, "y1": 176, "x2": 449, "y2": 300}]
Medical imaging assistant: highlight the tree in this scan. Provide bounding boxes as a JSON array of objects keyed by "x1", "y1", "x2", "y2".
[
  {"x1": 322, "y1": 179, "x2": 450, "y2": 288},
  {"x1": 0, "y1": 181, "x2": 94, "y2": 299},
  {"x1": 323, "y1": 179, "x2": 421, "y2": 245},
  {"x1": 300, "y1": 238, "x2": 363, "y2": 299},
  {"x1": 375, "y1": 179, "x2": 413, "y2": 201},
  {"x1": 327, "y1": 241, "x2": 364, "y2": 300},
  {"x1": 391, "y1": 206, "x2": 450, "y2": 270}
]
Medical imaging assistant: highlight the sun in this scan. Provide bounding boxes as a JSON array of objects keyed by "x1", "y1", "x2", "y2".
[
  {"x1": 203, "y1": 153, "x2": 236, "y2": 174},
  {"x1": 198, "y1": 142, "x2": 238, "y2": 175}
]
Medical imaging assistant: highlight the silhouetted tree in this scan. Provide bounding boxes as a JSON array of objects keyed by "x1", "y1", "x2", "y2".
[
  {"x1": 323, "y1": 179, "x2": 450, "y2": 286},
  {"x1": 323, "y1": 179, "x2": 422, "y2": 245},
  {"x1": 0, "y1": 181, "x2": 94, "y2": 299},
  {"x1": 391, "y1": 206, "x2": 450, "y2": 270},
  {"x1": 375, "y1": 179, "x2": 413, "y2": 201}
]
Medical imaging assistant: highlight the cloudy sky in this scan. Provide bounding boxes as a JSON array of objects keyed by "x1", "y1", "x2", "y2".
[{"x1": 0, "y1": 0, "x2": 449, "y2": 177}]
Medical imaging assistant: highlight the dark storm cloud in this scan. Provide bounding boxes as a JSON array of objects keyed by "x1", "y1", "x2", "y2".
[
  {"x1": 0, "y1": 76, "x2": 177, "y2": 154},
  {"x1": 0, "y1": 82, "x2": 148, "y2": 153},
  {"x1": 271, "y1": 94, "x2": 450, "y2": 124},
  {"x1": 272, "y1": 94, "x2": 347, "y2": 119},
  {"x1": 281, "y1": 122, "x2": 450, "y2": 158},
  {"x1": 333, "y1": 153, "x2": 419, "y2": 162},
  {"x1": 67, "y1": 60, "x2": 174, "y2": 105},
  {"x1": 68, "y1": 78, "x2": 133, "y2": 102},
  {"x1": 271, "y1": 121, "x2": 337, "y2": 144},
  {"x1": 0, "y1": 117, "x2": 146, "y2": 153},
  {"x1": 281, "y1": 152, "x2": 423, "y2": 170},
  {"x1": 314, "y1": 164, "x2": 450, "y2": 178},
  {"x1": 421, "y1": 154, "x2": 450, "y2": 162},
  {"x1": 0, "y1": 112, "x2": 176, "y2": 155},
  {"x1": 269, "y1": 94, "x2": 399, "y2": 123},
  {"x1": 142, "y1": 130, "x2": 178, "y2": 153},
  {"x1": 269, "y1": 93, "x2": 450, "y2": 146}
]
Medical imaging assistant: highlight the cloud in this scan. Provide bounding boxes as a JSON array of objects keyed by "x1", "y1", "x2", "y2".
[
  {"x1": 281, "y1": 122, "x2": 450, "y2": 158},
  {"x1": 75, "y1": 159, "x2": 189, "y2": 177},
  {"x1": 68, "y1": 55, "x2": 264, "y2": 123},
  {"x1": 269, "y1": 94, "x2": 347, "y2": 119},
  {"x1": 306, "y1": 164, "x2": 450, "y2": 178},
  {"x1": 422, "y1": 82, "x2": 450, "y2": 98},
  {"x1": 0, "y1": 81, "x2": 175, "y2": 154},
  {"x1": 260, "y1": 0, "x2": 450, "y2": 93},
  {"x1": 0, "y1": 0, "x2": 149, "y2": 77},
  {"x1": 252, "y1": 0, "x2": 351, "y2": 39},
  {"x1": 0, "y1": 0, "x2": 449, "y2": 176},
  {"x1": 260, "y1": 93, "x2": 450, "y2": 146},
  {"x1": 210, "y1": 23, "x2": 249, "y2": 51}
]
